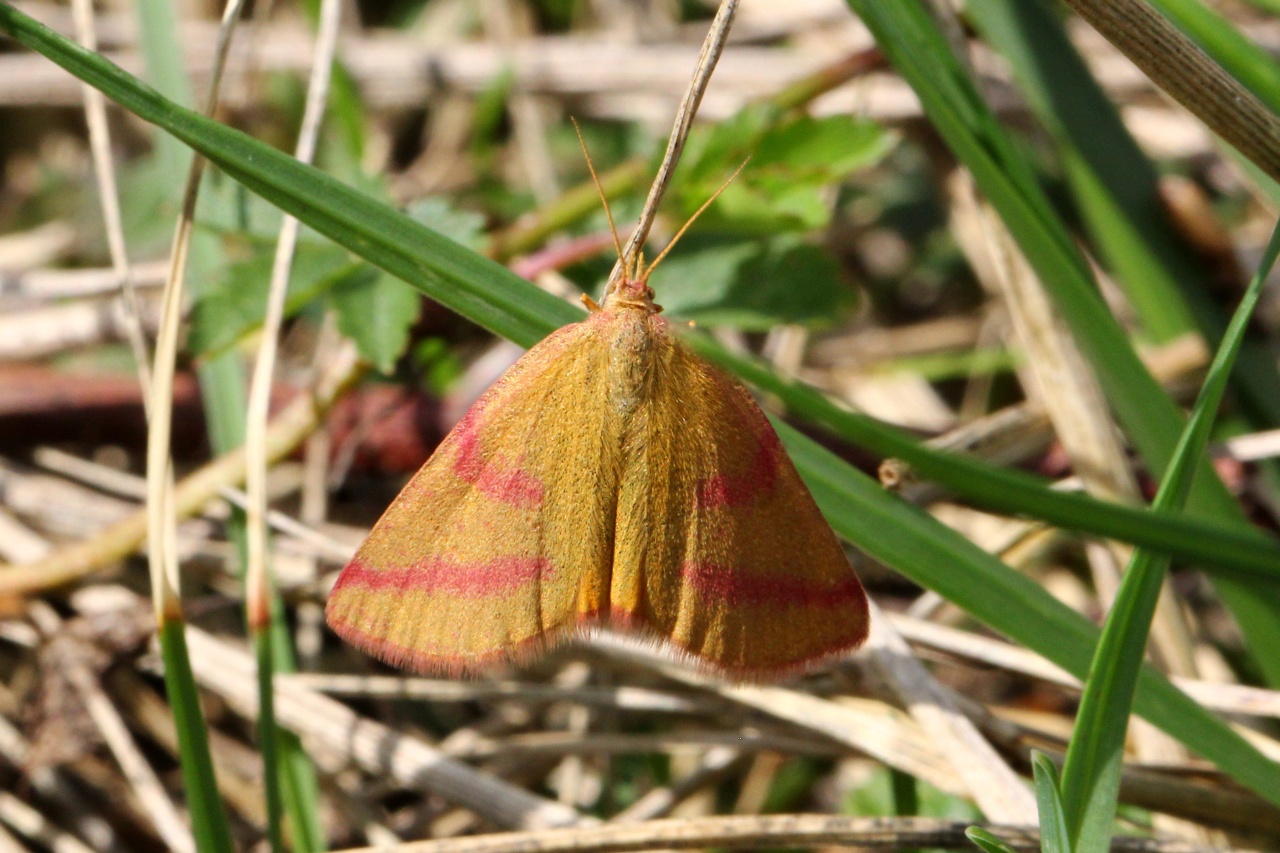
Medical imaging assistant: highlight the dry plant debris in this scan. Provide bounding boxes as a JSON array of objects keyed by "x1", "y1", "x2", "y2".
[{"x1": 0, "y1": 0, "x2": 1279, "y2": 851}]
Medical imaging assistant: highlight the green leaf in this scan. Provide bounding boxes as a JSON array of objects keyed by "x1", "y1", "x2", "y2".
[
  {"x1": 964, "y1": 827, "x2": 1020, "y2": 853},
  {"x1": 6, "y1": 4, "x2": 1279, "y2": 810},
  {"x1": 676, "y1": 111, "x2": 893, "y2": 233},
  {"x1": 189, "y1": 241, "x2": 353, "y2": 357},
  {"x1": 404, "y1": 196, "x2": 487, "y2": 250},
  {"x1": 649, "y1": 233, "x2": 856, "y2": 329},
  {"x1": 330, "y1": 266, "x2": 421, "y2": 374},
  {"x1": 845, "y1": 0, "x2": 1280, "y2": 689},
  {"x1": 1059, "y1": 220, "x2": 1280, "y2": 853},
  {"x1": 1031, "y1": 752, "x2": 1072, "y2": 853}
]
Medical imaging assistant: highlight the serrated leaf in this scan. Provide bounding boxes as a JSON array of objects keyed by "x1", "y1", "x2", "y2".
[
  {"x1": 404, "y1": 196, "x2": 487, "y2": 249},
  {"x1": 189, "y1": 241, "x2": 353, "y2": 357},
  {"x1": 330, "y1": 266, "x2": 421, "y2": 373},
  {"x1": 675, "y1": 113, "x2": 893, "y2": 233},
  {"x1": 649, "y1": 233, "x2": 855, "y2": 329},
  {"x1": 753, "y1": 114, "x2": 892, "y2": 174}
]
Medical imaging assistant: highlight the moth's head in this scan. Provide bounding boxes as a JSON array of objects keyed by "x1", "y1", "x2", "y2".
[{"x1": 606, "y1": 271, "x2": 662, "y2": 314}]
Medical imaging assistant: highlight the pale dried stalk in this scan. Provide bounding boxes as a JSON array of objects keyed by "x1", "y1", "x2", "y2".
[
  {"x1": 244, "y1": 0, "x2": 341, "y2": 630},
  {"x1": 0, "y1": 341, "x2": 361, "y2": 595},
  {"x1": 1061, "y1": 0, "x2": 1280, "y2": 183},
  {"x1": 70, "y1": 0, "x2": 151, "y2": 397},
  {"x1": 0, "y1": 300, "x2": 152, "y2": 362},
  {"x1": 328, "y1": 813, "x2": 1230, "y2": 853},
  {"x1": 864, "y1": 600, "x2": 1036, "y2": 822},
  {"x1": 604, "y1": 0, "x2": 739, "y2": 296},
  {"x1": 0, "y1": 260, "x2": 167, "y2": 300},
  {"x1": 283, "y1": 673, "x2": 703, "y2": 713},
  {"x1": 591, "y1": 637, "x2": 963, "y2": 795},
  {"x1": 33, "y1": 447, "x2": 355, "y2": 563},
  {"x1": 145, "y1": 0, "x2": 249, "y2": 622},
  {"x1": 890, "y1": 612, "x2": 1280, "y2": 721},
  {"x1": 441, "y1": 730, "x2": 829, "y2": 761},
  {"x1": 67, "y1": 663, "x2": 194, "y2": 851},
  {"x1": 0, "y1": 508, "x2": 52, "y2": 563},
  {"x1": 181, "y1": 626, "x2": 588, "y2": 830},
  {"x1": 0, "y1": 792, "x2": 96, "y2": 853}
]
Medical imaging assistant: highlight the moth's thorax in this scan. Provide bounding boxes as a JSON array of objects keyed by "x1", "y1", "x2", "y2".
[{"x1": 598, "y1": 279, "x2": 668, "y2": 419}]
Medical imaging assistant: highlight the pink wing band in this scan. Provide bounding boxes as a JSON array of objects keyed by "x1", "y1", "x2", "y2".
[
  {"x1": 451, "y1": 410, "x2": 546, "y2": 508},
  {"x1": 681, "y1": 560, "x2": 864, "y2": 609},
  {"x1": 695, "y1": 426, "x2": 782, "y2": 509},
  {"x1": 333, "y1": 556, "x2": 552, "y2": 597}
]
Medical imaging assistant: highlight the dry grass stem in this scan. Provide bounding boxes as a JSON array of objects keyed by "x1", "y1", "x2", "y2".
[
  {"x1": 182, "y1": 626, "x2": 589, "y2": 830},
  {"x1": 864, "y1": 600, "x2": 1036, "y2": 822},
  {"x1": 4, "y1": 0, "x2": 1280, "y2": 846},
  {"x1": 327, "y1": 813, "x2": 1231, "y2": 853}
]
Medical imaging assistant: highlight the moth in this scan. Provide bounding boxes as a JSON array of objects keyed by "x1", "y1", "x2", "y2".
[{"x1": 327, "y1": 151, "x2": 869, "y2": 680}]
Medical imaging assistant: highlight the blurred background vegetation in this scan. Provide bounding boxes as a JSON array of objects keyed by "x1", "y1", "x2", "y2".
[{"x1": 2, "y1": 0, "x2": 1280, "y2": 851}]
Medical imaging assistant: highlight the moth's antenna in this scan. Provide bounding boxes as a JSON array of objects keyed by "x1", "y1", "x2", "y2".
[
  {"x1": 643, "y1": 158, "x2": 749, "y2": 281},
  {"x1": 571, "y1": 117, "x2": 626, "y2": 267}
]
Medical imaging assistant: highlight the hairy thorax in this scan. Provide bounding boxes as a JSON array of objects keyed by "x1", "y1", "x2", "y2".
[{"x1": 600, "y1": 282, "x2": 669, "y2": 422}]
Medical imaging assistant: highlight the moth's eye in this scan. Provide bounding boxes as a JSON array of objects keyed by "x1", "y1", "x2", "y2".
[{"x1": 645, "y1": 287, "x2": 655, "y2": 299}]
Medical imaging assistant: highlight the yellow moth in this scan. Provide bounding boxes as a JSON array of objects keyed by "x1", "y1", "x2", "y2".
[{"x1": 327, "y1": 141, "x2": 869, "y2": 679}]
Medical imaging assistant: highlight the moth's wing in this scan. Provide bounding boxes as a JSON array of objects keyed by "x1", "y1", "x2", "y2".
[
  {"x1": 326, "y1": 320, "x2": 620, "y2": 675},
  {"x1": 611, "y1": 330, "x2": 869, "y2": 678}
]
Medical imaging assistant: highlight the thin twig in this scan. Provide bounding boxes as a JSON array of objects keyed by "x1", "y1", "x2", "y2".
[
  {"x1": 144, "y1": 0, "x2": 250, "y2": 623},
  {"x1": 1060, "y1": 0, "x2": 1280, "y2": 183},
  {"x1": 69, "y1": 0, "x2": 151, "y2": 398},
  {"x1": 327, "y1": 813, "x2": 1230, "y2": 853},
  {"x1": 244, "y1": 0, "x2": 342, "y2": 630},
  {"x1": 604, "y1": 0, "x2": 739, "y2": 296},
  {"x1": 864, "y1": 600, "x2": 1036, "y2": 823},
  {"x1": 0, "y1": 342, "x2": 362, "y2": 595}
]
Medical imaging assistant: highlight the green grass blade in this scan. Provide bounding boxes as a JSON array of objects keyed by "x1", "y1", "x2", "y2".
[
  {"x1": 962, "y1": 824, "x2": 1018, "y2": 850},
  {"x1": 778, "y1": 421, "x2": 1280, "y2": 811},
  {"x1": 4, "y1": 2, "x2": 1280, "y2": 809},
  {"x1": 845, "y1": 0, "x2": 1280, "y2": 688},
  {"x1": 1031, "y1": 752, "x2": 1071, "y2": 853},
  {"x1": 10, "y1": 1, "x2": 1280, "y2": 583},
  {"x1": 134, "y1": 3, "x2": 244, "y2": 849},
  {"x1": 255, "y1": 627, "x2": 285, "y2": 853},
  {"x1": 967, "y1": 0, "x2": 1280, "y2": 425},
  {"x1": 1059, "y1": 220, "x2": 1280, "y2": 851},
  {"x1": 160, "y1": 618, "x2": 235, "y2": 853},
  {"x1": 270, "y1": 619, "x2": 326, "y2": 852},
  {"x1": 964, "y1": 827, "x2": 1020, "y2": 853},
  {"x1": 697, "y1": 341, "x2": 1280, "y2": 583}
]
